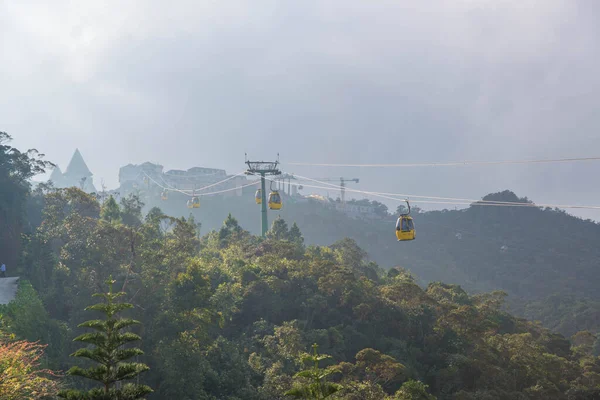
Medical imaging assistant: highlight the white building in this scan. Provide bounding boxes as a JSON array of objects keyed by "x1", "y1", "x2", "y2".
[{"x1": 118, "y1": 163, "x2": 246, "y2": 198}]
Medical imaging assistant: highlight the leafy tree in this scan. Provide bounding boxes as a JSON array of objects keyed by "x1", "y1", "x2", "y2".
[
  {"x1": 58, "y1": 276, "x2": 152, "y2": 400},
  {"x1": 0, "y1": 280, "x2": 67, "y2": 363},
  {"x1": 395, "y1": 204, "x2": 408, "y2": 215},
  {"x1": 15, "y1": 178, "x2": 600, "y2": 400},
  {"x1": 186, "y1": 213, "x2": 202, "y2": 238},
  {"x1": 351, "y1": 348, "x2": 405, "y2": 392},
  {"x1": 120, "y1": 194, "x2": 144, "y2": 226},
  {"x1": 100, "y1": 196, "x2": 121, "y2": 224},
  {"x1": 330, "y1": 238, "x2": 368, "y2": 271},
  {"x1": 144, "y1": 207, "x2": 164, "y2": 224},
  {"x1": 370, "y1": 201, "x2": 389, "y2": 217},
  {"x1": 481, "y1": 190, "x2": 531, "y2": 204},
  {"x1": 0, "y1": 332, "x2": 61, "y2": 399},
  {"x1": 391, "y1": 380, "x2": 436, "y2": 400},
  {"x1": 285, "y1": 343, "x2": 342, "y2": 399},
  {"x1": 572, "y1": 331, "x2": 597, "y2": 356},
  {"x1": 0, "y1": 132, "x2": 54, "y2": 267}
]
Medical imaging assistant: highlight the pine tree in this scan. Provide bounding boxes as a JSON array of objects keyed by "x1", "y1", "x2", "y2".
[
  {"x1": 285, "y1": 343, "x2": 342, "y2": 399},
  {"x1": 218, "y1": 213, "x2": 242, "y2": 242},
  {"x1": 267, "y1": 216, "x2": 289, "y2": 241},
  {"x1": 288, "y1": 222, "x2": 304, "y2": 246},
  {"x1": 58, "y1": 276, "x2": 152, "y2": 400},
  {"x1": 100, "y1": 196, "x2": 121, "y2": 224}
]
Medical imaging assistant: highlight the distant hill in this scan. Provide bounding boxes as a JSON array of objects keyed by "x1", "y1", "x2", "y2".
[{"x1": 139, "y1": 188, "x2": 600, "y2": 336}]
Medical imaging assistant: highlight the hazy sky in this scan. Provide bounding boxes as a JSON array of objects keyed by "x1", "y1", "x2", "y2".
[{"x1": 2, "y1": 1, "x2": 600, "y2": 219}]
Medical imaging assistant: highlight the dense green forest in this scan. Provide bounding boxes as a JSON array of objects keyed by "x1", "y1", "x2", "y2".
[
  {"x1": 3, "y1": 133, "x2": 600, "y2": 399},
  {"x1": 141, "y1": 183, "x2": 600, "y2": 337}
]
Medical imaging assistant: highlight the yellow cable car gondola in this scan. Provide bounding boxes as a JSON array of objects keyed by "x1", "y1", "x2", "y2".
[
  {"x1": 396, "y1": 199, "x2": 415, "y2": 241},
  {"x1": 268, "y1": 190, "x2": 282, "y2": 210},
  {"x1": 255, "y1": 189, "x2": 262, "y2": 204},
  {"x1": 187, "y1": 191, "x2": 200, "y2": 209},
  {"x1": 161, "y1": 190, "x2": 168, "y2": 201}
]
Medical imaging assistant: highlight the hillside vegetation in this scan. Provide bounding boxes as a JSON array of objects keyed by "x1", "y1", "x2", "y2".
[
  {"x1": 141, "y1": 187, "x2": 600, "y2": 337},
  {"x1": 0, "y1": 185, "x2": 597, "y2": 399},
  {"x1": 2, "y1": 135, "x2": 600, "y2": 398}
]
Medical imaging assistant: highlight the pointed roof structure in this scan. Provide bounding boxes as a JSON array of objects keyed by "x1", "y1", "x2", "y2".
[
  {"x1": 49, "y1": 166, "x2": 63, "y2": 182},
  {"x1": 48, "y1": 165, "x2": 63, "y2": 187},
  {"x1": 64, "y1": 148, "x2": 92, "y2": 177},
  {"x1": 61, "y1": 149, "x2": 96, "y2": 193}
]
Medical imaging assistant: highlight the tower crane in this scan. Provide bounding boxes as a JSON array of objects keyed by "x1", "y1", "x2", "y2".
[{"x1": 313, "y1": 177, "x2": 359, "y2": 207}]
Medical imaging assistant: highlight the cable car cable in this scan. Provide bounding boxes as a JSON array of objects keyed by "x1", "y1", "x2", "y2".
[
  {"x1": 285, "y1": 155, "x2": 600, "y2": 168},
  {"x1": 143, "y1": 171, "x2": 249, "y2": 196},
  {"x1": 144, "y1": 172, "x2": 259, "y2": 197},
  {"x1": 266, "y1": 175, "x2": 600, "y2": 211},
  {"x1": 288, "y1": 174, "x2": 600, "y2": 210}
]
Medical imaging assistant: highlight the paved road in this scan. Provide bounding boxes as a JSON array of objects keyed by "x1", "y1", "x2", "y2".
[{"x1": 0, "y1": 277, "x2": 19, "y2": 305}]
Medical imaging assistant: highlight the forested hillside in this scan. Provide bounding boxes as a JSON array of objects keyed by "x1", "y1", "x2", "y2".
[
  {"x1": 2, "y1": 135, "x2": 600, "y2": 399},
  {"x1": 7, "y1": 186, "x2": 600, "y2": 399},
  {"x1": 142, "y1": 188, "x2": 600, "y2": 337}
]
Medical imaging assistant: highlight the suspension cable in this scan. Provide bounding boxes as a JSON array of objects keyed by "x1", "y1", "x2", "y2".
[
  {"x1": 286, "y1": 156, "x2": 600, "y2": 168},
  {"x1": 269, "y1": 175, "x2": 600, "y2": 211},
  {"x1": 143, "y1": 171, "x2": 248, "y2": 196}
]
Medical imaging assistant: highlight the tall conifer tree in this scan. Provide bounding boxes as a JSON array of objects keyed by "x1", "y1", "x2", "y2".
[{"x1": 58, "y1": 276, "x2": 152, "y2": 400}]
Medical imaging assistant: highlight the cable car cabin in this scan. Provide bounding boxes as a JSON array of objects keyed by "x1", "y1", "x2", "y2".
[
  {"x1": 255, "y1": 189, "x2": 262, "y2": 204},
  {"x1": 187, "y1": 197, "x2": 200, "y2": 209},
  {"x1": 268, "y1": 191, "x2": 282, "y2": 210},
  {"x1": 161, "y1": 191, "x2": 168, "y2": 201},
  {"x1": 395, "y1": 216, "x2": 415, "y2": 241}
]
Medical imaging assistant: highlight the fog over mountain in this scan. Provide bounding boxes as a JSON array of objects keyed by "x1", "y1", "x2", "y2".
[{"x1": 2, "y1": 0, "x2": 600, "y2": 219}]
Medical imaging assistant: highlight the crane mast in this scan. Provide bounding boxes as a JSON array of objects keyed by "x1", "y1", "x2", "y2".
[{"x1": 312, "y1": 177, "x2": 359, "y2": 208}]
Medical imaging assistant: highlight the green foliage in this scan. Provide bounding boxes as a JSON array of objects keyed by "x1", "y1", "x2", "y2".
[
  {"x1": 0, "y1": 280, "x2": 68, "y2": 365},
  {"x1": 396, "y1": 204, "x2": 408, "y2": 215},
  {"x1": 0, "y1": 280, "x2": 50, "y2": 341},
  {"x1": 0, "y1": 333, "x2": 61, "y2": 399},
  {"x1": 346, "y1": 199, "x2": 389, "y2": 217},
  {"x1": 0, "y1": 132, "x2": 54, "y2": 266},
  {"x1": 289, "y1": 222, "x2": 304, "y2": 245},
  {"x1": 12, "y1": 182, "x2": 600, "y2": 399},
  {"x1": 285, "y1": 343, "x2": 342, "y2": 399},
  {"x1": 120, "y1": 194, "x2": 144, "y2": 226},
  {"x1": 131, "y1": 184, "x2": 600, "y2": 334},
  {"x1": 218, "y1": 213, "x2": 244, "y2": 245},
  {"x1": 268, "y1": 216, "x2": 289, "y2": 241},
  {"x1": 391, "y1": 380, "x2": 436, "y2": 400},
  {"x1": 100, "y1": 196, "x2": 121, "y2": 224},
  {"x1": 144, "y1": 207, "x2": 164, "y2": 225},
  {"x1": 58, "y1": 276, "x2": 152, "y2": 399}
]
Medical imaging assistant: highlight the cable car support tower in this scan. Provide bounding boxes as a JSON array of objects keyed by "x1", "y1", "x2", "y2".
[{"x1": 245, "y1": 154, "x2": 282, "y2": 237}]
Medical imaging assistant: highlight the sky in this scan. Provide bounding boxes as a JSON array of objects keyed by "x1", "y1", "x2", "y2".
[{"x1": 2, "y1": 0, "x2": 600, "y2": 220}]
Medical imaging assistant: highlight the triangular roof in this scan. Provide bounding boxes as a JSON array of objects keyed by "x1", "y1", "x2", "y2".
[
  {"x1": 65, "y1": 149, "x2": 92, "y2": 177},
  {"x1": 49, "y1": 166, "x2": 63, "y2": 182}
]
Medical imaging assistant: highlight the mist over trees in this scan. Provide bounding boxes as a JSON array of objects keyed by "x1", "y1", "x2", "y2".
[{"x1": 2, "y1": 137, "x2": 600, "y2": 399}]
